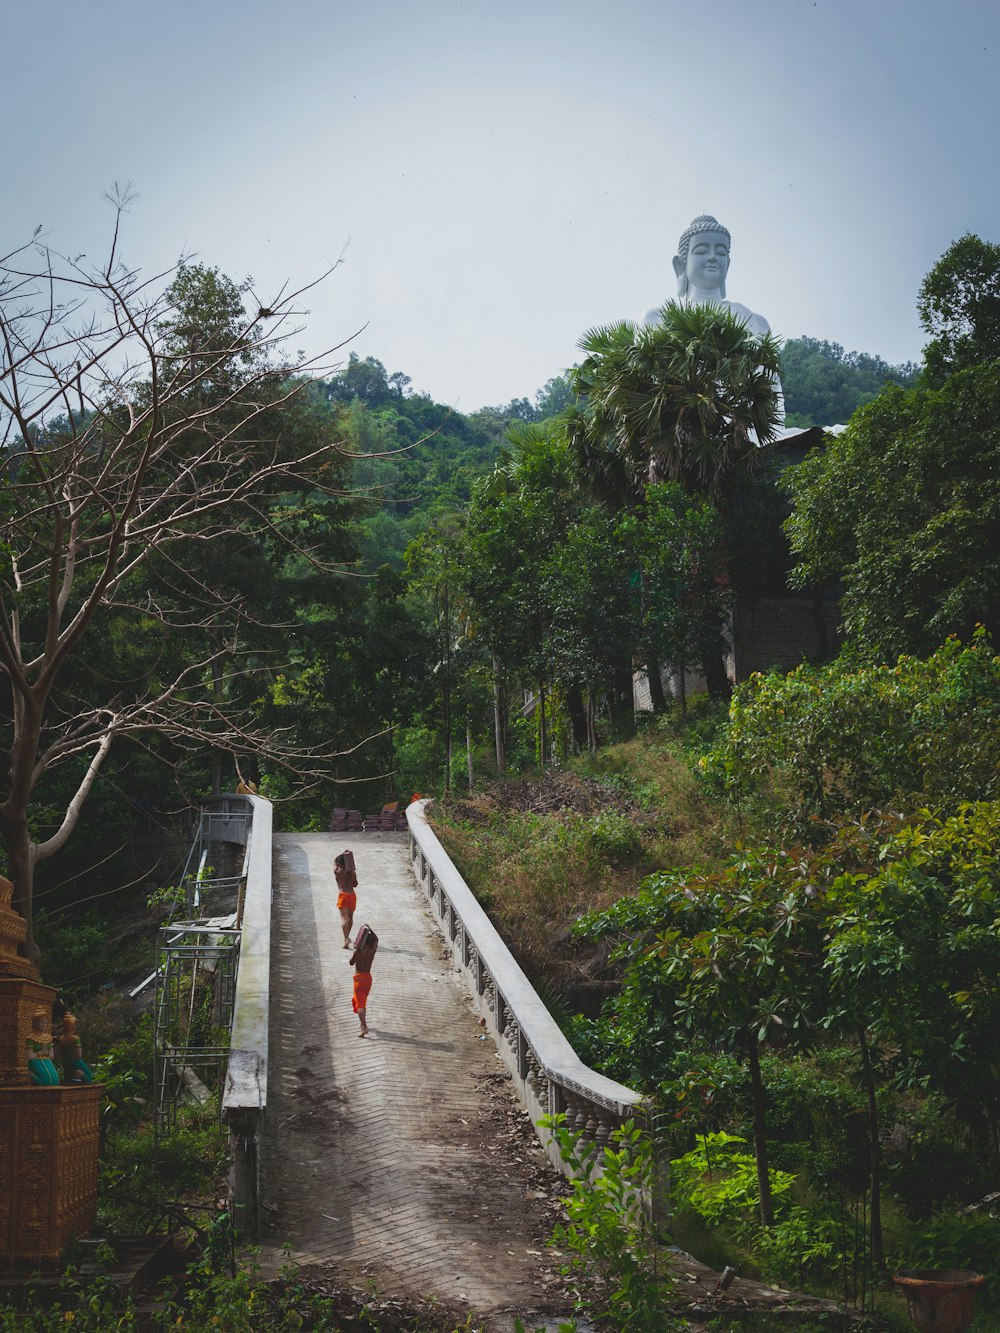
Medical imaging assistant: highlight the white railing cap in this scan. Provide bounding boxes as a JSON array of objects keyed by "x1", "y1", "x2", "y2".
[{"x1": 407, "y1": 800, "x2": 643, "y2": 1117}]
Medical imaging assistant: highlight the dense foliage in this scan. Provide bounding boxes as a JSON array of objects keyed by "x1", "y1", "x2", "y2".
[
  {"x1": 780, "y1": 336, "x2": 919, "y2": 427},
  {"x1": 782, "y1": 364, "x2": 1000, "y2": 659},
  {"x1": 571, "y1": 800, "x2": 1000, "y2": 1301},
  {"x1": 701, "y1": 629, "x2": 1000, "y2": 835},
  {"x1": 568, "y1": 303, "x2": 783, "y2": 505},
  {"x1": 918, "y1": 233, "x2": 1000, "y2": 386}
]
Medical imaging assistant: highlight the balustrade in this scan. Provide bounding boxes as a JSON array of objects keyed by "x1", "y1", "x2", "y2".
[{"x1": 406, "y1": 801, "x2": 644, "y2": 1179}]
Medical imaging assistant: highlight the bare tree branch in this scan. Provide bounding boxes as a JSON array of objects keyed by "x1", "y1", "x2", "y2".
[{"x1": 0, "y1": 204, "x2": 370, "y2": 957}]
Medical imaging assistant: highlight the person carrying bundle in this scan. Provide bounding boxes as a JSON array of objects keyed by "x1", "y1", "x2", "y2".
[
  {"x1": 334, "y1": 849, "x2": 358, "y2": 948},
  {"x1": 348, "y1": 923, "x2": 378, "y2": 1037}
]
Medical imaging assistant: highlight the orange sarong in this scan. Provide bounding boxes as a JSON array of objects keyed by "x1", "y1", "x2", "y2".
[
  {"x1": 352, "y1": 971, "x2": 373, "y2": 1013},
  {"x1": 337, "y1": 891, "x2": 357, "y2": 912}
]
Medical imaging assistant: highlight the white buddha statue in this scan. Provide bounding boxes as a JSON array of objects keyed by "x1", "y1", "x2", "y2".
[
  {"x1": 642, "y1": 214, "x2": 770, "y2": 334},
  {"x1": 642, "y1": 214, "x2": 784, "y2": 427}
]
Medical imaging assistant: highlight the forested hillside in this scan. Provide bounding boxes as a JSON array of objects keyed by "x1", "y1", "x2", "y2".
[
  {"x1": 321, "y1": 353, "x2": 576, "y2": 570},
  {"x1": 325, "y1": 334, "x2": 914, "y2": 576},
  {"x1": 780, "y1": 335, "x2": 920, "y2": 426}
]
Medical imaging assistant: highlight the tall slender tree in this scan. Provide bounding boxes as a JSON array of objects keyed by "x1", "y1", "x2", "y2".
[{"x1": 568, "y1": 302, "x2": 782, "y2": 699}]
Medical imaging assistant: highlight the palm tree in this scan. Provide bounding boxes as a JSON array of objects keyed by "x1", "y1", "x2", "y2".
[
  {"x1": 568, "y1": 301, "x2": 783, "y2": 508},
  {"x1": 568, "y1": 302, "x2": 783, "y2": 702}
]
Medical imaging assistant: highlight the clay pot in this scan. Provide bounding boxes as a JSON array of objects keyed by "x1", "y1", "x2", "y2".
[{"x1": 893, "y1": 1269, "x2": 986, "y2": 1333}]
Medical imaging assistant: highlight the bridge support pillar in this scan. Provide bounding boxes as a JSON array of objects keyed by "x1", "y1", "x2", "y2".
[{"x1": 226, "y1": 1107, "x2": 261, "y2": 1240}]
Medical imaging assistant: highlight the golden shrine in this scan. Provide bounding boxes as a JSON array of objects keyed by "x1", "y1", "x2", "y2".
[{"x1": 0, "y1": 874, "x2": 100, "y2": 1269}]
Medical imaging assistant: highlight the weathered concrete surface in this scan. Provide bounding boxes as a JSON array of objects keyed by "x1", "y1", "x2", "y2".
[{"x1": 259, "y1": 831, "x2": 572, "y2": 1327}]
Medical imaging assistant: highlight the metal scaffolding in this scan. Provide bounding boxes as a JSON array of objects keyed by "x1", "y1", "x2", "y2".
[{"x1": 145, "y1": 801, "x2": 250, "y2": 1141}]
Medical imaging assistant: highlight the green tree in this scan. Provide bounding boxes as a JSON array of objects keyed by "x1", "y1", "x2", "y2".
[
  {"x1": 568, "y1": 302, "x2": 782, "y2": 507},
  {"x1": 822, "y1": 802, "x2": 1000, "y2": 1258},
  {"x1": 568, "y1": 303, "x2": 782, "y2": 701},
  {"x1": 542, "y1": 506, "x2": 637, "y2": 751},
  {"x1": 404, "y1": 517, "x2": 470, "y2": 795},
  {"x1": 576, "y1": 849, "x2": 830, "y2": 1227},
  {"x1": 630, "y1": 484, "x2": 732, "y2": 720},
  {"x1": 782, "y1": 367, "x2": 1000, "y2": 658},
  {"x1": 534, "y1": 371, "x2": 578, "y2": 419},
  {"x1": 918, "y1": 233, "x2": 1000, "y2": 386},
  {"x1": 460, "y1": 424, "x2": 582, "y2": 764}
]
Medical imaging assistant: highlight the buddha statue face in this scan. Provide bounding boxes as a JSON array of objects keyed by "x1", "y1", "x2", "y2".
[
  {"x1": 673, "y1": 214, "x2": 732, "y2": 301},
  {"x1": 685, "y1": 230, "x2": 730, "y2": 295}
]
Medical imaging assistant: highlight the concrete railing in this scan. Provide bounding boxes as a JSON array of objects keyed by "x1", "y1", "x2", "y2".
[
  {"x1": 218, "y1": 794, "x2": 273, "y2": 1239},
  {"x1": 406, "y1": 800, "x2": 644, "y2": 1177}
]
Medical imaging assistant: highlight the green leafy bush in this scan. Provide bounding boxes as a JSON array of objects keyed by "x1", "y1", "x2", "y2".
[
  {"x1": 541, "y1": 1114, "x2": 683, "y2": 1333},
  {"x1": 587, "y1": 811, "x2": 643, "y2": 863},
  {"x1": 671, "y1": 1133, "x2": 796, "y2": 1226},
  {"x1": 671, "y1": 1133, "x2": 856, "y2": 1288},
  {"x1": 701, "y1": 629, "x2": 1000, "y2": 835}
]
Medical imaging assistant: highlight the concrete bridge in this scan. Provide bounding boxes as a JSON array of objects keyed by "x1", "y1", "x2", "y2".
[{"x1": 219, "y1": 798, "x2": 642, "y2": 1325}]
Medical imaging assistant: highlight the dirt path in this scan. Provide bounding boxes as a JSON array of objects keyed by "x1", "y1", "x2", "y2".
[{"x1": 258, "y1": 831, "x2": 575, "y2": 1329}]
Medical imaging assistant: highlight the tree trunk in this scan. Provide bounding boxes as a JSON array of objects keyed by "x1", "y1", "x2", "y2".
[
  {"x1": 678, "y1": 657, "x2": 688, "y2": 722},
  {"x1": 3, "y1": 692, "x2": 45, "y2": 962},
  {"x1": 443, "y1": 677, "x2": 452, "y2": 796},
  {"x1": 211, "y1": 631, "x2": 224, "y2": 798},
  {"x1": 607, "y1": 658, "x2": 636, "y2": 732},
  {"x1": 747, "y1": 1037, "x2": 775, "y2": 1226},
  {"x1": 703, "y1": 647, "x2": 732, "y2": 702},
  {"x1": 858, "y1": 1027, "x2": 885, "y2": 1270},
  {"x1": 567, "y1": 685, "x2": 588, "y2": 749},
  {"x1": 537, "y1": 680, "x2": 547, "y2": 766},
  {"x1": 646, "y1": 656, "x2": 667, "y2": 713},
  {"x1": 492, "y1": 660, "x2": 507, "y2": 773},
  {"x1": 587, "y1": 688, "x2": 597, "y2": 754},
  {"x1": 466, "y1": 717, "x2": 474, "y2": 793}
]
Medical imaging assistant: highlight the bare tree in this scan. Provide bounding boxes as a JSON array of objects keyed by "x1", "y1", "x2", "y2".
[{"x1": 0, "y1": 198, "x2": 359, "y2": 959}]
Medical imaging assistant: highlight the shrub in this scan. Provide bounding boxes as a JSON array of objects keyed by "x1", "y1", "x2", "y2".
[
  {"x1": 671, "y1": 1133, "x2": 859, "y2": 1289},
  {"x1": 701, "y1": 629, "x2": 1000, "y2": 836},
  {"x1": 587, "y1": 811, "x2": 643, "y2": 863},
  {"x1": 542, "y1": 1114, "x2": 683, "y2": 1332}
]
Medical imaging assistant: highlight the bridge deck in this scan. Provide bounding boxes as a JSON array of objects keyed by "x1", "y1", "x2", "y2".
[{"x1": 259, "y1": 831, "x2": 568, "y2": 1322}]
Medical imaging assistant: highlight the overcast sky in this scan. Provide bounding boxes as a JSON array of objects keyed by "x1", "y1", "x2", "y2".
[{"x1": 6, "y1": 0, "x2": 998, "y2": 410}]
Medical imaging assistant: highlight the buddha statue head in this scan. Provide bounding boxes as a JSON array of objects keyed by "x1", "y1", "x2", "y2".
[{"x1": 673, "y1": 214, "x2": 732, "y2": 302}]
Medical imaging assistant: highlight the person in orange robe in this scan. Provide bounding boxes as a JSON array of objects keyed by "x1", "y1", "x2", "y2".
[
  {"x1": 349, "y1": 925, "x2": 379, "y2": 1037},
  {"x1": 334, "y1": 850, "x2": 358, "y2": 948}
]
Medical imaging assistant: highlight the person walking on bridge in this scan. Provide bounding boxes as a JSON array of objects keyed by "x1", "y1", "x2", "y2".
[
  {"x1": 348, "y1": 924, "x2": 378, "y2": 1037},
  {"x1": 334, "y1": 850, "x2": 358, "y2": 949}
]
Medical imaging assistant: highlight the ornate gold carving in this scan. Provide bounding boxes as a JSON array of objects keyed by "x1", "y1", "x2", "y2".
[
  {"x1": 0, "y1": 1086, "x2": 101, "y2": 1269},
  {"x1": 0, "y1": 911, "x2": 101, "y2": 1269},
  {"x1": 0, "y1": 876, "x2": 36, "y2": 981}
]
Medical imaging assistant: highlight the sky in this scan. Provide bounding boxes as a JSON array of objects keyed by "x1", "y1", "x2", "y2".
[{"x1": 6, "y1": 0, "x2": 999, "y2": 412}]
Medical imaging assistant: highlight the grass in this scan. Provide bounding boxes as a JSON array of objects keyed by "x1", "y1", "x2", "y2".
[{"x1": 429, "y1": 708, "x2": 735, "y2": 1002}]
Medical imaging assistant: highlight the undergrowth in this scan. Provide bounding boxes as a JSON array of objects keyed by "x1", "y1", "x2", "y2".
[{"x1": 430, "y1": 705, "x2": 735, "y2": 993}]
